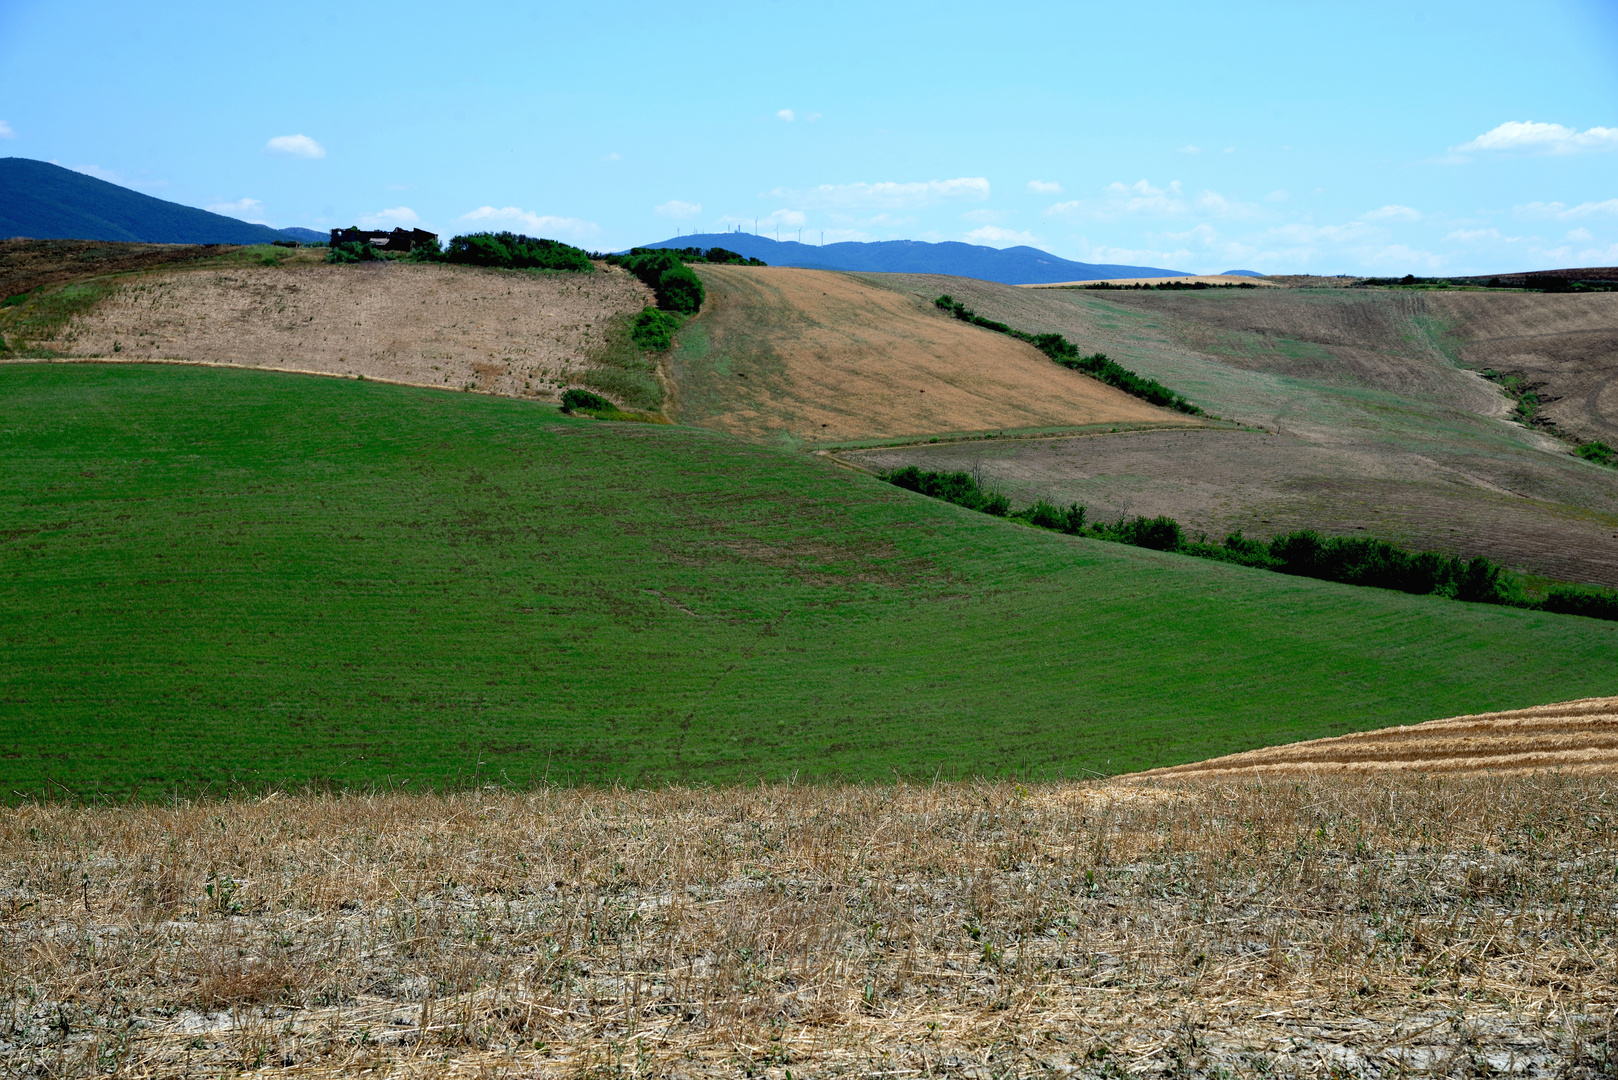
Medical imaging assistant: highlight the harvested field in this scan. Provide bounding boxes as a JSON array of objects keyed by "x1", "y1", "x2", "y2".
[
  {"x1": 0, "y1": 238, "x2": 230, "y2": 299},
  {"x1": 1150, "y1": 695, "x2": 1618, "y2": 778},
  {"x1": 1023, "y1": 275, "x2": 1281, "y2": 288},
  {"x1": 5, "y1": 774, "x2": 1617, "y2": 1077},
  {"x1": 23, "y1": 259, "x2": 652, "y2": 401},
  {"x1": 668, "y1": 266, "x2": 1192, "y2": 443},
  {"x1": 848, "y1": 275, "x2": 1618, "y2": 588}
]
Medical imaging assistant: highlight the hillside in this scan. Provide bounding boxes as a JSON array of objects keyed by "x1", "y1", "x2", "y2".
[
  {"x1": 840, "y1": 276, "x2": 1618, "y2": 588},
  {"x1": 0, "y1": 157, "x2": 304, "y2": 244},
  {"x1": 7, "y1": 248, "x2": 653, "y2": 402},
  {"x1": 3, "y1": 363, "x2": 1615, "y2": 797},
  {"x1": 665, "y1": 265, "x2": 1191, "y2": 442},
  {"x1": 639, "y1": 232, "x2": 1188, "y2": 284}
]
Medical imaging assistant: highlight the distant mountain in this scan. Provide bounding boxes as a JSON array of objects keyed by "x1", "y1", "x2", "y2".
[
  {"x1": 635, "y1": 233, "x2": 1189, "y2": 285},
  {"x1": 279, "y1": 227, "x2": 328, "y2": 244},
  {"x1": 1221, "y1": 269, "x2": 1265, "y2": 277},
  {"x1": 0, "y1": 157, "x2": 306, "y2": 245}
]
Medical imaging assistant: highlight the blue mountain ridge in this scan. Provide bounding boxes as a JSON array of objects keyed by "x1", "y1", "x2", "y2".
[
  {"x1": 633, "y1": 232, "x2": 1191, "y2": 285},
  {"x1": 0, "y1": 157, "x2": 312, "y2": 245}
]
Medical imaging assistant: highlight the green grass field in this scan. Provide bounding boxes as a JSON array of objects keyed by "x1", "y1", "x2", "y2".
[{"x1": 4, "y1": 362, "x2": 1616, "y2": 798}]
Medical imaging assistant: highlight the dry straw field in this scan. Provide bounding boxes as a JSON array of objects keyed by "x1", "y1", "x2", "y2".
[
  {"x1": 38, "y1": 260, "x2": 651, "y2": 400},
  {"x1": 6, "y1": 711, "x2": 1618, "y2": 1078}
]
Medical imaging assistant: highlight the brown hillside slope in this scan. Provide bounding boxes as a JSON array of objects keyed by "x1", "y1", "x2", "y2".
[
  {"x1": 19, "y1": 257, "x2": 652, "y2": 400},
  {"x1": 666, "y1": 265, "x2": 1195, "y2": 443},
  {"x1": 1146, "y1": 696, "x2": 1618, "y2": 778},
  {"x1": 843, "y1": 276, "x2": 1618, "y2": 588}
]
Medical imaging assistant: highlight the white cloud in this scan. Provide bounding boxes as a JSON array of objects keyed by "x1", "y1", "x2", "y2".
[
  {"x1": 266, "y1": 134, "x2": 325, "y2": 159},
  {"x1": 764, "y1": 177, "x2": 990, "y2": 210},
  {"x1": 759, "y1": 208, "x2": 806, "y2": 229},
  {"x1": 654, "y1": 200, "x2": 702, "y2": 219},
  {"x1": 1457, "y1": 121, "x2": 1618, "y2": 155},
  {"x1": 1051, "y1": 179, "x2": 1188, "y2": 219},
  {"x1": 1265, "y1": 190, "x2": 1289, "y2": 202},
  {"x1": 1445, "y1": 228, "x2": 1518, "y2": 243},
  {"x1": 1362, "y1": 204, "x2": 1421, "y2": 222},
  {"x1": 965, "y1": 226, "x2": 1042, "y2": 248},
  {"x1": 1567, "y1": 227, "x2": 1595, "y2": 242},
  {"x1": 804, "y1": 112, "x2": 822, "y2": 122},
  {"x1": 1517, "y1": 199, "x2": 1618, "y2": 219},
  {"x1": 0, "y1": 120, "x2": 13, "y2": 139},
  {"x1": 1027, "y1": 179, "x2": 1062, "y2": 194},
  {"x1": 602, "y1": 152, "x2": 622, "y2": 162},
  {"x1": 1194, "y1": 191, "x2": 1264, "y2": 219},
  {"x1": 1178, "y1": 145, "x2": 1201, "y2": 155},
  {"x1": 207, "y1": 197, "x2": 269, "y2": 223},
  {"x1": 358, "y1": 206, "x2": 420, "y2": 229},
  {"x1": 776, "y1": 109, "x2": 795, "y2": 122},
  {"x1": 459, "y1": 206, "x2": 600, "y2": 240},
  {"x1": 1365, "y1": 244, "x2": 1444, "y2": 270}
]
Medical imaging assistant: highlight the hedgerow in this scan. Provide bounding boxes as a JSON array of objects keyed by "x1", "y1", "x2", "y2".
[
  {"x1": 882, "y1": 468, "x2": 1616, "y2": 619},
  {"x1": 933, "y1": 296, "x2": 1202, "y2": 414},
  {"x1": 441, "y1": 232, "x2": 594, "y2": 272}
]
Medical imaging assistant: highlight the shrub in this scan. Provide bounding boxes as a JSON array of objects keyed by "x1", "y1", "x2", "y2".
[
  {"x1": 614, "y1": 249, "x2": 707, "y2": 312},
  {"x1": 1111, "y1": 515, "x2": 1183, "y2": 551},
  {"x1": 630, "y1": 307, "x2": 684, "y2": 351},
  {"x1": 443, "y1": 232, "x2": 593, "y2": 272},
  {"x1": 327, "y1": 241, "x2": 377, "y2": 264},
  {"x1": 1576, "y1": 441, "x2": 1615, "y2": 467},
  {"x1": 1542, "y1": 586, "x2": 1618, "y2": 621},
  {"x1": 884, "y1": 466, "x2": 1010, "y2": 516},
  {"x1": 408, "y1": 235, "x2": 443, "y2": 262},
  {"x1": 1014, "y1": 500, "x2": 1087, "y2": 534},
  {"x1": 560, "y1": 388, "x2": 614, "y2": 413}
]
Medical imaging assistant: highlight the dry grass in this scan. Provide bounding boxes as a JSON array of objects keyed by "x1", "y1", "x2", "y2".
[
  {"x1": 32, "y1": 261, "x2": 652, "y2": 402},
  {"x1": 5, "y1": 770, "x2": 1617, "y2": 1077},
  {"x1": 1150, "y1": 696, "x2": 1618, "y2": 779},
  {"x1": 671, "y1": 266, "x2": 1189, "y2": 443}
]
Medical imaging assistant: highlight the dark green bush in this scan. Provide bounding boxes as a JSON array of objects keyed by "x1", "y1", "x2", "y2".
[
  {"x1": 327, "y1": 241, "x2": 377, "y2": 264},
  {"x1": 631, "y1": 307, "x2": 684, "y2": 351},
  {"x1": 1577, "y1": 441, "x2": 1615, "y2": 467},
  {"x1": 1109, "y1": 515, "x2": 1183, "y2": 551},
  {"x1": 408, "y1": 235, "x2": 443, "y2": 262},
  {"x1": 884, "y1": 466, "x2": 1010, "y2": 516},
  {"x1": 657, "y1": 264, "x2": 705, "y2": 314},
  {"x1": 1542, "y1": 585, "x2": 1618, "y2": 621},
  {"x1": 560, "y1": 388, "x2": 614, "y2": 413},
  {"x1": 443, "y1": 232, "x2": 593, "y2": 272}
]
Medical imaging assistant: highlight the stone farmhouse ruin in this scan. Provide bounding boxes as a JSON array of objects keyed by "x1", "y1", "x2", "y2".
[{"x1": 329, "y1": 227, "x2": 439, "y2": 252}]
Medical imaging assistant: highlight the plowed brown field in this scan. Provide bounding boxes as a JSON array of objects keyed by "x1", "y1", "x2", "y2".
[
  {"x1": 29, "y1": 259, "x2": 652, "y2": 400},
  {"x1": 668, "y1": 265, "x2": 1194, "y2": 443},
  {"x1": 1147, "y1": 696, "x2": 1618, "y2": 778}
]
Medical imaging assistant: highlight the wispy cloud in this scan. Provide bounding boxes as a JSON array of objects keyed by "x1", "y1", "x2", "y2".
[
  {"x1": 961, "y1": 209, "x2": 1010, "y2": 223},
  {"x1": 654, "y1": 200, "x2": 702, "y2": 219},
  {"x1": 459, "y1": 206, "x2": 599, "y2": 240},
  {"x1": 0, "y1": 120, "x2": 14, "y2": 139},
  {"x1": 776, "y1": 109, "x2": 795, "y2": 122},
  {"x1": 207, "y1": 197, "x2": 269, "y2": 223},
  {"x1": 764, "y1": 177, "x2": 989, "y2": 210},
  {"x1": 1026, "y1": 179, "x2": 1062, "y2": 194},
  {"x1": 1050, "y1": 180, "x2": 1187, "y2": 218},
  {"x1": 1456, "y1": 121, "x2": 1618, "y2": 155},
  {"x1": 1178, "y1": 145, "x2": 1201, "y2": 155},
  {"x1": 1362, "y1": 205, "x2": 1421, "y2": 222},
  {"x1": 359, "y1": 207, "x2": 420, "y2": 229},
  {"x1": 266, "y1": 134, "x2": 326, "y2": 159},
  {"x1": 602, "y1": 152, "x2": 622, "y2": 162},
  {"x1": 1517, "y1": 198, "x2": 1618, "y2": 219},
  {"x1": 965, "y1": 226, "x2": 1041, "y2": 248},
  {"x1": 1445, "y1": 227, "x2": 1520, "y2": 243}
]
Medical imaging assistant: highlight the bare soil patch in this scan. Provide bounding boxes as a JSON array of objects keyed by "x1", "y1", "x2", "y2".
[
  {"x1": 5, "y1": 775, "x2": 1615, "y2": 1077},
  {"x1": 0, "y1": 238, "x2": 230, "y2": 298},
  {"x1": 28, "y1": 260, "x2": 652, "y2": 401},
  {"x1": 668, "y1": 266, "x2": 1190, "y2": 443},
  {"x1": 1149, "y1": 695, "x2": 1618, "y2": 778}
]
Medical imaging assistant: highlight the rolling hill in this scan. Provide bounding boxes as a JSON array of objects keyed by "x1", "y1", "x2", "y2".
[
  {"x1": 0, "y1": 157, "x2": 309, "y2": 244},
  {"x1": 637, "y1": 232, "x2": 1189, "y2": 284}
]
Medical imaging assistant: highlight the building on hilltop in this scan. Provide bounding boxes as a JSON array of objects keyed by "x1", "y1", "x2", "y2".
[{"x1": 330, "y1": 227, "x2": 438, "y2": 252}]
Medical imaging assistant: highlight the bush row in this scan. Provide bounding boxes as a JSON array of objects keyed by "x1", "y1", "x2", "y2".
[
  {"x1": 933, "y1": 296, "x2": 1203, "y2": 414},
  {"x1": 882, "y1": 467, "x2": 1618, "y2": 620},
  {"x1": 608, "y1": 249, "x2": 705, "y2": 314},
  {"x1": 326, "y1": 232, "x2": 594, "y2": 272}
]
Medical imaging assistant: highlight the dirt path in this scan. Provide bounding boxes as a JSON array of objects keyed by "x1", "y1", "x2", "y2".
[
  {"x1": 37, "y1": 260, "x2": 652, "y2": 400},
  {"x1": 1145, "y1": 696, "x2": 1618, "y2": 777},
  {"x1": 667, "y1": 266, "x2": 1192, "y2": 443}
]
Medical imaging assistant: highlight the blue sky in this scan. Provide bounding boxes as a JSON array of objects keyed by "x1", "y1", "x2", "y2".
[{"x1": 2, "y1": 0, "x2": 1616, "y2": 274}]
